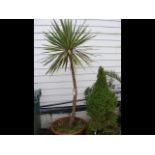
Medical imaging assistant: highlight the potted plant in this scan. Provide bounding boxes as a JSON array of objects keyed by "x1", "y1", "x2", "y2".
[
  {"x1": 42, "y1": 19, "x2": 94, "y2": 135},
  {"x1": 85, "y1": 66, "x2": 120, "y2": 134}
]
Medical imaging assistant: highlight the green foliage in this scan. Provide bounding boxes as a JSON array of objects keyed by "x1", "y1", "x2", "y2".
[
  {"x1": 84, "y1": 86, "x2": 93, "y2": 97},
  {"x1": 87, "y1": 112, "x2": 120, "y2": 134},
  {"x1": 105, "y1": 70, "x2": 121, "y2": 83},
  {"x1": 86, "y1": 66, "x2": 118, "y2": 133},
  {"x1": 42, "y1": 19, "x2": 95, "y2": 74}
]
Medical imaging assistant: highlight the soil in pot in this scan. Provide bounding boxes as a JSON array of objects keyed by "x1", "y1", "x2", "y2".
[{"x1": 51, "y1": 117, "x2": 87, "y2": 135}]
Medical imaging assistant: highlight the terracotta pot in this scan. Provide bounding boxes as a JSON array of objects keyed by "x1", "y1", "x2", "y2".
[{"x1": 51, "y1": 117, "x2": 87, "y2": 135}]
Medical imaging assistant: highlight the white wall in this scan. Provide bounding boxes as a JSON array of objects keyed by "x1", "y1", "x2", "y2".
[{"x1": 34, "y1": 19, "x2": 121, "y2": 128}]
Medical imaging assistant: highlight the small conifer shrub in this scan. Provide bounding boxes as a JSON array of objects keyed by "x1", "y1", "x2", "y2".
[{"x1": 86, "y1": 66, "x2": 118, "y2": 134}]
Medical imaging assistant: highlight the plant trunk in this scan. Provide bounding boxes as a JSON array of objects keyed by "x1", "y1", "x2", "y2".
[{"x1": 69, "y1": 57, "x2": 77, "y2": 128}]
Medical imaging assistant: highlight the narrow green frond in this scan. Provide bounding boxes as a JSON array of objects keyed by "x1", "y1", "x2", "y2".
[
  {"x1": 45, "y1": 52, "x2": 65, "y2": 74},
  {"x1": 44, "y1": 32, "x2": 64, "y2": 49},
  {"x1": 42, "y1": 52, "x2": 62, "y2": 66},
  {"x1": 105, "y1": 70, "x2": 121, "y2": 83},
  {"x1": 62, "y1": 53, "x2": 69, "y2": 71},
  {"x1": 75, "y1": 51, "x2": 92, "y2": 65},
  {"x1": 70, "y1": 53, "x2": 85, "y2": 68},
  {"x1": 43, "y1": 45, "x2": 63, "y2": 52}
]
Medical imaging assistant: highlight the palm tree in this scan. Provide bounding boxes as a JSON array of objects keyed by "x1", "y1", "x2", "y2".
[{"x1": 42, "y1": 19, "x2": 94, "y2": 127}]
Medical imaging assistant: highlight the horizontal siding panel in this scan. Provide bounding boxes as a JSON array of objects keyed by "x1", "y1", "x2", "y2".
[
  {"x1": 40, "y1": 92, "x2": 84, "y2": 98},
  {"x1": 34, "y1": 19, "x2": 121, "y2": 27},
  {"x1": 34, "y1": 72, "x2": 120, "y2": 84},
  {"x1": 35, "y1": 79, "x2": 96, "y2": 85},
  {"x1": 34, "y1": 53, "x2": 121, "y2": 63},
  {"x1": 34, "y1": 46, "x2": 120, "y2": 49},
  {"x1": 34, "y1": 60, "x2": 121, "y2": 69},
  {"x1": 34, "y1": 73, "x2": 97, "y2": 83},
  {"x1": 35, "y1": 81, "x2": 120, "y2": 92},
  {"x1": 34, "y1": 67, "x2": 121, "y2": 76},
  {"x1": 35, "y1": 78, "x2": 120, "y2": 90},
  {"x1": 41, "y1": 87, "x2": 86, "y2": 96},
  {"x1": 35, "y1": 74, "x2": 121, "y2": 84},
  {"x1": 34, "y1": 25, "x2": 121, "y2": 34},
  {"x1": 34, "y1": 39, "x2": 121, "y2": 48},
  {"x1": 34, "y1": 80, "x2": 95, "y2": 89},
  {"x1": 34, "y1": 33, "x2": 121, "y2": 41},
  {"x1": 34, "y1": 48, "x2": 121, "y2": 55}
]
